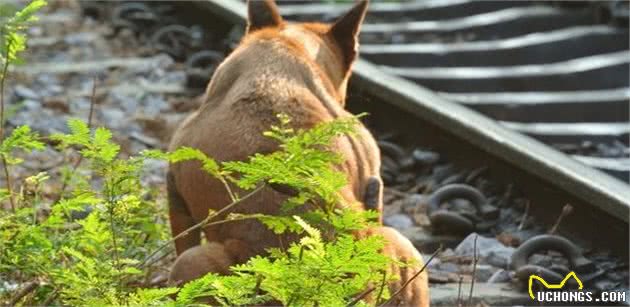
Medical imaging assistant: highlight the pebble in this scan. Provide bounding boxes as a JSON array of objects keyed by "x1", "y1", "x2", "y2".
[
  {"x1": 401, "y1": 227, "x2": 461, "y2": 253},
  {"x1": 383, "y1": 199, "x2": 403, "y2": 216},
  {"x1": 22, "y1": 99, "x2": 41, "y2": 110},
  {"x1": 430, "y1": 282, "x2": 529, "y2": 306},
  {"x1": 130, "y1": 130, "x2": 161, "y2": 146},
  {"x1": 10, "y1": 108, "x2": 68, "y2": 134},
  {"x1": 437, "y1": 262, "x2": 460, "y2": 274},
  {"x1": 14, "y1": 85, "x2": 40, "y2": 100},
  {"x1": 99, "y1": 108, "x2": 126, "y2": 129},
  {"x1": 469, "y1": 264, "x2": 499, "y2": 282},
  {"x1": 412, "y1": 148, "x2": 440, "y2": 165},
  {"x1": 487, "y1": 269, "x2": 512, "y2": 283},
  {"x1": 402, "y1": 194, "x2": 426, "y2": 213},
  {"x1": 594, "y1": 279, "x2": 621, "y2": 291},
  {"x1": 455, "y1": 233, "x2": 515, "y2": 268},
  {"x1": 142, "y1": 158, "x2": 168, "y2": 185},
  {"x1": 64, "y1": 32, "x2": 99, "y2": 46},
  {"x1": 21, "y1": 146, "x2": 64, "y2": 170},
  {"x1": 528, "y1": 254, "x2": 553, "y2": 267},
  {"x1": 383, "y1": 213, "x2": 414, "y2": 230},
  {"x1": 141, "y1": 94, "x2": 169, "y2": 116}
]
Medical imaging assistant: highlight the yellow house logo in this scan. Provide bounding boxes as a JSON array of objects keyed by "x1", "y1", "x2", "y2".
[{"x1": 528, "y1": 271, "x2": 583, "y2": 299}]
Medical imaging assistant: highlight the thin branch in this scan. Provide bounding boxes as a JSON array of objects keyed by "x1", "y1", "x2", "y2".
[
  {"x1": 0, "y1": 39, "x2": 15, "y2": 210},
  {"x1": 0, "y1": 40, "x2": 10, "y2": 138},
  {"x1": 375, "y1": 271, "x2": 388, "y2": 305},
  {"x1": 250, "y1": 275, "x2": 263, "y2": 301},
  {"x1": 548, "y1": 203, "x2": 573, "y2": 235},
  {"x1": 456, "y1": 275, "x2": 463, "y2": 307},
  {"x1": 347, "y1": 286, "x2": 375, "y2": 307},
  {"x1": 8, "y1": 281, "x2": 38, "y2": 305},
  {"x1": 378, "y1": 246, "x2": 442, "y2": 307},
  {"x1": 139, "y1": 184, "x2": 265, "y2": 268},
  {"x1": 105, "y1": 180, "x2": 122, "y2": 298},
  {"x1": 41, "y1": 288, "x2": 59, "y2": 306},
  {"x1": 141, "y1": 216, "x2": 260, "y2": 269},
  {"x1": 2, "y1": 158, "x2": 14, "y2": 210},
  {"x1": 467, "y1": 234, "x2": 479, "y2": 306},
  {"x1": 219, "y1": 176, "x2": 237, "y2": 203},
  {"x1": 517, "y1": 200, "x2": 530, "y2": 231}
]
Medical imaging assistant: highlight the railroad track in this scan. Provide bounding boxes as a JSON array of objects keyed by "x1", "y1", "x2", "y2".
[
  {"x1": 74, "y1": 0, "x2": 629, "y2": 304},
  {"x1": 276, "y1": 0, "x2": 630, "y2": 182},
  {"x1": 188, "y1": 1, "x2": 630, "y2": 218}
]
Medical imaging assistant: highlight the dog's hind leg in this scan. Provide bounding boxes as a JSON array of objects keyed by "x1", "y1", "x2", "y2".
[
  {"x1": 168, "y1": 170, "x2": 201, "y2": 255},
  {"x1": 168, "y1": 239, "x2": 251, "y2": 286}
]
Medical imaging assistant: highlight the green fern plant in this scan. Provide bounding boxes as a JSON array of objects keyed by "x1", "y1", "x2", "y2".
[{"x1": 0, "y1": 1, "x2": 408, "y2": 305}]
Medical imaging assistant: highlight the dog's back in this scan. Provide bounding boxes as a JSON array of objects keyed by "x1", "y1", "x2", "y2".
[
  {"x1": 168, "y1": 0, "x2": 381, "y2": 257},
  {"x1": 167, "y1": 1, "x2": 429, "y2": 305}
]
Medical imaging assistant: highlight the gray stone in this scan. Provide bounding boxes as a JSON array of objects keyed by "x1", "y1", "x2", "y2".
[
  {"x1": 425, "y1": 254, "x2": 441, "y2": 269},
  {"x1": 13, "y1": 56, "x2": 170, "y2": 74},
  {"x1": 430, "y1": 282, "x2": 529, "y2": 306},
  {"x1": 460, "y1": 263, "x2": 500, "y2": 282},
  {"x1": 130, "y1": 131, "x2": 161, "y2": 148},
  {"x1": 21, "y1": 146, "x2": 64, "y2": 170},
  {"x1": 142, "y1": 158, "x2": 168, "y2": 185},
  {"x1": 400, "y1": 227, "x2": 461, "y2": 253},
  {"x1": 22, "y1": 99, "x2": 40, "y2": 110},
  {"x1": 487, "y1": 269, "x2": 512, "y2": 283},
  {"x1": 437, "y1": 262, "x2": 460, "y2": 274},
  {"x1": 486, "y1": 253, "x2": 510, "y2": 268},
  {"x1": 465, "y1": 264, "x2": 498, "y2": 282},
  {"x1": 412, "y1": 148, "x2": 439, "y2": 165},
  {"x1": 110, "y1": 91, "x2": 139, "y2": 113},
  {"x1": 529, "y1": 254, "x2": 553, "y2": 267},
  {"x1": 10, "y1": 108, "x2": 67, "y2": 134},
  {"x1": 384, "y1": 213, "x2": 414, "y2": 230},
  {"x1": 100, "y1": 109, "x2": 126, "y2": 129},
  {"x1": 440, "y1": 248, "x2": 455, "y2": 258},
  {"x1": 402, "y1": 193, "x2": 427, "y2": 213},
  {"x1": 455, "y1": 233, "x2": 515, "y2": 268},
  {"x1": 14, "y1": 85, "x2": 40, "y2": 100},
  {"x1": 141, "y1": 94, "x2": 169, "y2": 116},
  {"x1": 64, "y1": 32, "x2": 99, "y2": 46}
]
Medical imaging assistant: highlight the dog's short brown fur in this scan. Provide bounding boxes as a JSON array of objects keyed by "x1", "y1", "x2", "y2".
[
  {"x1": 167, "y1": 0, "x2": 428, "y2": 305},
  {"x1": 168, "y1": 239, "x2": 249, "y2": 285},
  {"x1": 169, "y1": 228, "x2": 429, "y2": 306},
  {"x1": 168, "y1": 0, "x2": 381, "y2": 260}
]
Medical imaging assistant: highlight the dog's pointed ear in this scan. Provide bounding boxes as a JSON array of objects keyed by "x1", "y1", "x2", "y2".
[
  {"x1": 328, "y1": 0, "x2": 368, "y2": 70},
  {"x1": 247, "y1": 0, "x2": 283, "y2": 33}
]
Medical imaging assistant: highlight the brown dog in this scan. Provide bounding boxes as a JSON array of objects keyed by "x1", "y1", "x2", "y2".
[
  {"x1": 168, "y1": 0, "x2": 381, "y2": 261},
  {"x1": 168, "y1": 239, "x2": 249, "y2": 285},
  {"x1": 168, "y1": 227, "x2": 429, "y2": 306},
  {"x1": 167, "y1": 0, "x2": 428, "y2": 305}
]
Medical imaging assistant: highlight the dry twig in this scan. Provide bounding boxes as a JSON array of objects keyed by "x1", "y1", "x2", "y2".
[
  {"x1": 456, "y1": 275, "x2": 464, "y2": 307},
  {"x1": 139, "y1": 184, "x2": 265, "y2": 268},
  {"x1": 8, "y1": 281, "x2": 38, "y2": 306},
  {"x1": 517, "y1": 200, "x2": 530, "y2": 231},
  {"x1": 347, "y1": 286, "x2": 376, "y2": 306},
  {"x1": 467, "y1": 234, "x2": 479, "y2": 306},
  {"x1": 548, "y1": 203, "x2": 573, "y2": 235}
]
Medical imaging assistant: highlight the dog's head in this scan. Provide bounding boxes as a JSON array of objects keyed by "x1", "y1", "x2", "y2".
[{"x1": 246, "y1": 0, "x2": 368, "y2": 102}]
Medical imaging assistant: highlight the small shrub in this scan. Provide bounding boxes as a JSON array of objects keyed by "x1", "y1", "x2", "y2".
[{"x1": 0, "y1": 1, "x2": 410, "y2": 306}]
